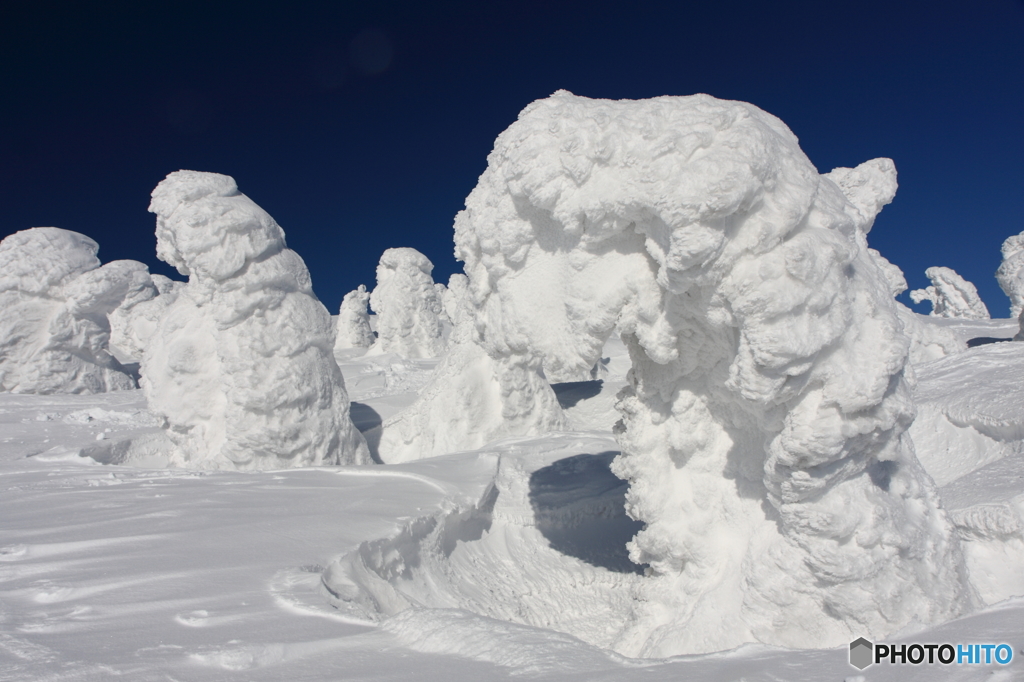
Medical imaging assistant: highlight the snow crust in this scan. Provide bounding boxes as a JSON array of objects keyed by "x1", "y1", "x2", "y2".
[
  {"x1": 0, "y1": 228, "x2": 136, "y2": 394},
  {"x1": 142, "y1": 170, "x2": 369, "y2": 469},
  {"x1": 368, "y1": 248, "x2": 446, "y2": 359},
  {"x1": 334, "y1": 285, "x2": 374, "y2": 351},
  {"x1": 381, "y1": 91, "x2": 971, "y2": 655},
  {"x1": 910, "y1": 266, "x2": 990, "y2": 319}
]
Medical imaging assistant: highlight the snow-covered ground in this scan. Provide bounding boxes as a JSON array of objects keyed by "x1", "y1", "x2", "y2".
[{"x1": 2, "y1": 326, "x2": 1023, "y2": 681}]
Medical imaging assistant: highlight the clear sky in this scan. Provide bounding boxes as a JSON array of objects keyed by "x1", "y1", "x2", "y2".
[{"x1": 2, "y1": 0, "x2": 1023, "y2": 316}]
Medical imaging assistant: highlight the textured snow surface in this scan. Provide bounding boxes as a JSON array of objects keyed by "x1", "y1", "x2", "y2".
[
  {"x1": 910, "y1": 266, "x2": 990, "y2": 319},
  {"x1": 1, "y1": 318, "x2": 1023, "y2": 680},
  {"x1": 382, "y1": 91, "x2": 970, "y2": 655},
  {"x1": 368, "y1": 248, "x2": 446, "y2": 359},
  {"x1": 0, "y1": 228, "x2": 136, "y2": 394},
  {"x1": 141, "y1": 171, "x2": 369, "y2": 469}
]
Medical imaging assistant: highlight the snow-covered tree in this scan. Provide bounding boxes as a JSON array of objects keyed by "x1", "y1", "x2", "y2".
[
  {"x1": 144, "y1": 170, "x2": 369, "y2": 469},
  {"x1": 369, "y1": 247, "x2": 446, "y2": 358},
  {"x1": 380, "y1": 91, "x2": 970, "y2": 655},
  {"x1": 335, "y1": 284, "x2": 375, "y2": 351},
  {"x1": 910, "y1": 266, "x2": 990, "y2": 319},
  {"x1": 997, "y1": 232, "x2": 1024, "y2": 318},
  {"x1": 0, "y1": 227, "x2": 136, "y2": 393}
]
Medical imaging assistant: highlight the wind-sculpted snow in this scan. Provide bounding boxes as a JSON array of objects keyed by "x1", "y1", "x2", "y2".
[
  {"x1": 910, "y1": 266, "x2": 990, "y2": 319},
  {"x1": 335, "y1": 285, "x2": 375, "y2": 351},
  {"x1": 0, "y1": 228, "x2": 136, "y2": 394},
  {"x1": 381, "y1": 91, "x2": 971, "y2": 655},
  {"x1": 105, "y1": 262, "x2": 189, "y2": 362},
  {"x1": 368, "y1": 248, "x2": 446, "y2": 359},
  {"x1": 143, "y1": 170, "x2": 369, "y2": 469}
]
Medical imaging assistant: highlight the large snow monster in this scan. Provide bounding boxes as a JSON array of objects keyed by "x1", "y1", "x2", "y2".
[
  {"x1": 381, "y1": 92, "x2": 971, "y2": 654},
  {"x1": 144, "y1": 171, "x2": 369, "y2": 469},
  {"x1": 0, "y1": 227, "x2": 137, "y2": 394}
]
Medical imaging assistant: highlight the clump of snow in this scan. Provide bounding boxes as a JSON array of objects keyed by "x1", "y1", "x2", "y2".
[
  {"x1": 910, "y1": 266, "x2": 990, "y2": 319},
  {"x1": 107, "y1": 260, "x2": 158, "y2": 358},
  {"x1": 385, "y1": 92, "x2": 972, "y2": 655},
  {"x1": 369, "y1": 248, "x2": 446, "y2": 359},
  {"x1": 334, "y1": 285, "x2": 375, "y2": 351},
  {"x1": 142, "y1": 170, "x2": 369, "y2": 469},
  {"x1": 0, "y1": 228, "x2": 137, "y2": 394},
  {"x1": 997, "y1": 232, "x2": 1024, "y2": 318},
  {"x1": 106, "y1": 263, "x2": 186, "y2": 362}
]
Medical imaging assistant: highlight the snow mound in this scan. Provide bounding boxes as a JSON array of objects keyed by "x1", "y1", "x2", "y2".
[
  {"x1": 380, "y1": 91, "x2": 971, "y2": 655},
  {"x1": 910, "y1": 266, "x2": 990, "y2": 319},
  {"x1": 0, "y1": 228, "x2": 136, "y2": 394},
  {"x1": 142, "y1": 170, "x2": 369, "y2": 469},
  {"x1": 369, "y1": 248, "x2": 446, "y2": 359},
  {"x1": 335, "y1": 285, "x2": 374, "y2": 351}
]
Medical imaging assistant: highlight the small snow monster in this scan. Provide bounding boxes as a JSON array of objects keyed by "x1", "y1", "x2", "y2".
[
  {"x1": 910, "y1": 266, "x2": 990, "y2": 319},
  {"x1": 144, "y1": 170, "x2": 369, "y2": 469},
  {"x1": 334, "y1": 284, "x2": 375, "y2": 351},
  {"x1": 0, "y1": 227, "x2": 136, "y2": 393},
  {"x1": 382, "y1": 92, "x2": 971, "y2": 655},
  {"x1": 997, "y1": 231, "x2": 1024, "y2": 318},
  {"x1": 369, "y1": 247, "x2": 446, "y2": 358}
]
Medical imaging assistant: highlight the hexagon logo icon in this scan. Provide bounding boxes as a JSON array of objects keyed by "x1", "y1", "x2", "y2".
[{"x1": 849, "y1": 637, "x2": 873, "y2": 670}]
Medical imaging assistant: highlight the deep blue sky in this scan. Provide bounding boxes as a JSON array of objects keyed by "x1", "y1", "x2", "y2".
[{"x1": 2, "y1": 0, "x2": 1023, "y2": 315}]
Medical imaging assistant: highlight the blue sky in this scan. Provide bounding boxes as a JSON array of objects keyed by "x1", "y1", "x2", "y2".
[{"x1": 2, "y1": 0, "x2": 1023, "y2": 315}]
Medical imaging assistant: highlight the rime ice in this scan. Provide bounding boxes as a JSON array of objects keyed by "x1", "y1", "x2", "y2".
[
  {"x1": 910, "y1": 266, "x2": 990, "y2": 319},
  {"x1": 334, "y1": 284, "x2": 375, "y2": 351},
  {"x1": 382, "y1": 91, "x2": 971, "y2": 654},
  {"x1": 0, "y1": 228, "x2": 136, "y2": 394},
  {"x1": 369, "y1": 248, "x2": 446, "y2": 359},
  {"x1": 143, "y1": 170, "x2": 369, "y2": 469}
]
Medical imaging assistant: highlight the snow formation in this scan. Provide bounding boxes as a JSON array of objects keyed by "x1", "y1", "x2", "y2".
[
  {"x1": 369, "y1": 247, "x2": 446, "y2": 359},
  {"x1": 334, "y1": 284, "x2": 375, "y2": 351},
  {"x1": 997, "y1": 231, "x2": 1024, "y2": 318},
  {"x1": 143, "y1": 170, "x2": 369, "y2": 469},
  {"x1": 382, "y1": 91, "x2": 971, "y2": 654},
  {"x1": 910, "y1": 266, "x2": 990, "y2": 319},
  {"x1": 106, "y1": 263, "x2": 187, "y2": 362},
  {"x1": 0, "y1": 227, "x2": 137, "y2": 394},
  {"x1": 866, "y1": 248, "x2": 965, "y2": 363}
]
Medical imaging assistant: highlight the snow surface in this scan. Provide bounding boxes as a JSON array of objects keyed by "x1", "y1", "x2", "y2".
[
  {"x1": 0, "y1": 228, "x2": 136, "y2": 394},
  {"x1": 141, "y1": 171, "x2": 369, "y2": 470},
  {"x1": 1, "y1": 319, "x2": 1023, "y2": 680},
  {"x1": 910, "y1": 266, "x2": 990, "y2": 319}
]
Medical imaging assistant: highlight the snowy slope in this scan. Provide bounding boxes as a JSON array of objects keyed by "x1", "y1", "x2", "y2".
[{"x1": 2, "y1": 323, "x2": 1024, "y2": 680}]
